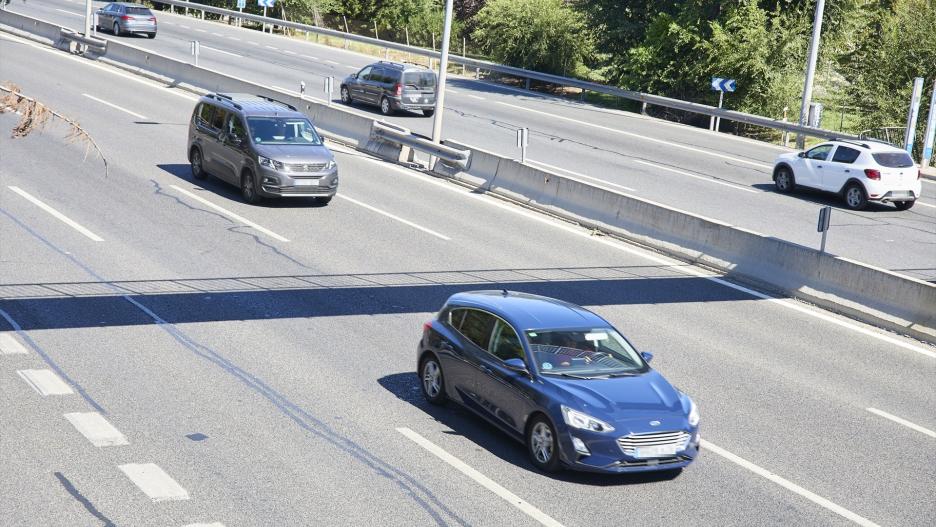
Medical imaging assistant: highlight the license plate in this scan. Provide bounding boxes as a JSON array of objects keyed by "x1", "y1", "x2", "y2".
[
  {"x1": 634, "y1": 445, "x2": 680, "y2": 458},
  {"x1": 407, "y1": 95, "x2": 420, "y2": 102},
  {"x1": 891, "y1": 191, "x2": 908, "y2": 197},
  {"x1": 295, "y1": 179, "x2": 319, "y2": 186}
]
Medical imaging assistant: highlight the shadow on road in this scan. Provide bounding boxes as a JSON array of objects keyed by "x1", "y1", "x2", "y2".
[{"x1": 157, "y1": 163, "x2": 330, "y2": 208}]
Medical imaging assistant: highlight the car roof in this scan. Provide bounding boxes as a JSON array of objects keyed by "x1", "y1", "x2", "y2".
[
  {"x1": 446, "y1": 290, "x2": 609, "y2": 332},
  {"x1": 822, "y1": 138, "x2": 905, "y2": 153},
  {"x1": 201, "y1": 93, "x2": 304, "y2": 117},
  {"x1": 369, "y1": 61, "x2": 431, "y2": 72},
  {"x1": 114, "y1": 3, "x2": 150, "y2": 7}
]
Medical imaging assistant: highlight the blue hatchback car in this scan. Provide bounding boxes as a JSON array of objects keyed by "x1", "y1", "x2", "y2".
[{"x1": 417, "y1": 291, "x2": 700, "y2": 474}]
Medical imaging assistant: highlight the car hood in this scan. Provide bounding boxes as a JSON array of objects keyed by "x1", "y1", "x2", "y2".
[
  {"x1": 254, "y1": 144, "x2": 333, "y2": 163},
  {"x1": 545, "y1": 370, "x2": 689, "y2": 426},
  {"x1": 775, "y1": 151, "x2": 799, "y2": 163}
]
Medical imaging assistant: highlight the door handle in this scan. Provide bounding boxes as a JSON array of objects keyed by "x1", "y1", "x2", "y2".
[
  {"x1": 479, "y1": 365, "x2": 492, "y2": 374},
  {"x1": 439, "y1": 341, "x2": 454, "y2": 351},
  {"x1": 817, "y1": 165, "x2": 823, "y2": 168},
  {"x1": 844, "y1": 169, "x2": 850, "y2": 173}
]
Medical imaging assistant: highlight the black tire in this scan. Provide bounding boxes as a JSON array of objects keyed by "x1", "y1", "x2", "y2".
[
  {"x1": 241, "y1": 171, "x2": 262, "y2": 204},
  {"x1": 774, "y1": 166, "x2": 795, "y2": 193},
  {"x1": 147, "y1": 33, "x2": 156, "y2": 39},
  {"x1": 379, "y1": 96, "x2": 393, "y2": 116},
  {"x1": 843, "y1": 182, "x2": 868, "y2": 210},
  {"x1": 113, "y1": 22, "x2": 120, "y2": 36},
  {"x1": 423, "y1": 109, "x2": 435, "y2": 117},
  {"x1": 419, "y1": 355, "x2": 446, "y2": 405},
  {"x1": 190, "y1": 147, "x2": 207, "y2": 180},
  {"x1": 894, "y1": 200, "x2": 915, "y2": 211},
  {"x1": 340, "y1": 86, "x2": 352, "y2": 104},
  {"x1": 315, "y1": 196, "x2": 333, "y2": 205},
  {"x1": 526, "y1": 415, "x2": 561, "y2": 472}
]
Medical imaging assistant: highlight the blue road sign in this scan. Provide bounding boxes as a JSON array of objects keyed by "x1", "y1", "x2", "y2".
[
  {"x1": 711, "y1": 77, "x2": 737, "y2": 92},
  {"x1": 237, "y1": 0, "x2": 246, "y2": 8},
  {"x1": 257, "y1": 0, "x2": 275, "y2": 7}
]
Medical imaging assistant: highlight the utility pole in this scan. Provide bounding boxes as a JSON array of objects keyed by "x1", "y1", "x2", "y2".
[
  {"x1": 430, "y1": 0, "x2": 453, "y2": 150},
  {"x1": 84, "y1": 0, "x2": 93, "y2": 36},
  {"x1": 796, "y1": 0, "x2": 825, "y2": 149}
]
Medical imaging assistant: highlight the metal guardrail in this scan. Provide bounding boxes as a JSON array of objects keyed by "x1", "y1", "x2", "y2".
[
  {"x1": 153, "y1": 0, "x2": 856, "y2": 142},
  {"x1": 59, "y1": 28, "x2": 107, "y2": 53},
  {"x1": 371, "y1": 121, "x2": 469, "y2": 167}
]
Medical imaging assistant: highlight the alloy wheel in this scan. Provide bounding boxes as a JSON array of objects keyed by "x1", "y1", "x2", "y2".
[
  {"x1": 422, "y1": 360, "x2": 441, "y2": 398},
  {"x1": 530, "y1": 422, "x2": 553, "y2": 464}
]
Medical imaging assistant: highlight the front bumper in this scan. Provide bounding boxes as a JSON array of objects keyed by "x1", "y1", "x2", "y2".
[
  {"x1": 558, "y1": 427, "x2": 701, "y2": 474},
  {"x1": 258, "y1": 166, "x2": 339, "y2": 198}
]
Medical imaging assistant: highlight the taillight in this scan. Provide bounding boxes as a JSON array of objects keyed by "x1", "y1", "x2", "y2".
[
  {"x1": 120, "y1": 15, "x2": 131, "y2": 21},
  {"x1": 393, "y1": 83, "x2": 402, "y2": 97},
  {"x1": 864, "y1": 169, "x2": 881, "y2": 180},
  {"x1": 422, "y1": 321, "x2": 432, "y2": 333},
  {"x1": 149, "y1": 17, "x2": 156, "y2": 22}
]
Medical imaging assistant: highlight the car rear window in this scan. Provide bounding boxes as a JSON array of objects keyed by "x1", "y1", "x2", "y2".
[
  {"x1": 126, "y1": 7, "x2": 152, "y2": 15},
  {"x1": 403, "y1": 72, "x2": 436, "y2": 88},
  {"x1": 872, "y1": 152, "x2": 914, "y2": 168}
]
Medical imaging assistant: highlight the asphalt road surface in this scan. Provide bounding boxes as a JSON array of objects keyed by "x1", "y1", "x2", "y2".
[{"x1": 1, "y1": 24, "x2": 935, "y2": 527}]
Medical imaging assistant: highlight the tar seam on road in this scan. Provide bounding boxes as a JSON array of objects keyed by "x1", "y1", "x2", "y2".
[
  {"x1": 54, "y1": 472, "x2": 118, "y2": 527},
  {"x1": 0, "y1": 205, "x2": 469, "y2": 527}
]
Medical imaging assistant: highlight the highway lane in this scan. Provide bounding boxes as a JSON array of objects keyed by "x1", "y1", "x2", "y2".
[
  {"x1": 12, "y1": 0, "x2": 936, "y2": 282},
  {"x1": 2, "y1": 29, "x2": 936, "y2": 527}
]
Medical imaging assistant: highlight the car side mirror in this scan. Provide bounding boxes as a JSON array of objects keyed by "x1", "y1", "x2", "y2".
[
  {"x1": 797, "y1": 151, "x2": 806, "y2": 158},
  {"x1": 350, "y1": 73, "x2": 358, "y2": 79},
  {"x1": 504, "y1": 358, "x2": 529, "y2": 374},
  {"x1": 640, "y1": 351, "x2": 654, "y2": 363}
]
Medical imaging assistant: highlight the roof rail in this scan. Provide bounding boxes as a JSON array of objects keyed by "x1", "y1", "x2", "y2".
[
  {"x1": 378, "y1": 60, "x2": 405, "y2": 68},
  {"x1": 255, "y1": 94, "x2": 297, "y2": 111},
  {"x1": 830, "y1": 137, "x2": 871, "y2": 149},
  {"x1": 207, "y1": 93, "x2": 242, "y2": 110}
]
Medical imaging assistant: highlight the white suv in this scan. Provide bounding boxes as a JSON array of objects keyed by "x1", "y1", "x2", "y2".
[{"x1": 772, "y1": 139, "x2": 922, "y2": 210}]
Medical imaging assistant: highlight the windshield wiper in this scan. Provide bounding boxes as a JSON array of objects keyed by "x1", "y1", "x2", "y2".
[
  {"x1": 541, "y1": 372, "x2": 596, "y2": 380},
  {"x1": 604, "y1": 371, "x2": 639, "y2": 378}
]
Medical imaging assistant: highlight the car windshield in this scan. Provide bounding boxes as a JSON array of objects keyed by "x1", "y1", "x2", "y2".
[
  {"x1": 872, "y1": 152, "x2": 914, "y2": 168},
  {"x1": 526, "y1": 328, "x2": 647, "y2": 377},
  {"x1": 247, "y1": 117, "x2": 322, "y2": 146},
  {"x1": 402, "y1": 72, "x2": 436, "y2": 88}
]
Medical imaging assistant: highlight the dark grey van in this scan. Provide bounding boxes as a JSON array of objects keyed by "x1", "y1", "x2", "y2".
[
  {"x1": 340, "y1": 61, "x2": 437, "y2": 116},
  {"x1": 187, "y1": 93, "x2": 338, "y2": 205}
]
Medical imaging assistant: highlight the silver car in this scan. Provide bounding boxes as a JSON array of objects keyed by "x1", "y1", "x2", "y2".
[
  {"x1": 96, "y1": 3, "x2": 157, "y2": 39},
  {"x1": 187, "y1": 93, "x2": 339, "y2": 205}
]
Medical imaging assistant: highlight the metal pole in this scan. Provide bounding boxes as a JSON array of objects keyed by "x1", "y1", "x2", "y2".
[
  {"x1": 820, "y1": 228, "x2": 828, "y2": 253},
  {"x1": 796, "y1": 0, "x2": 825, "y2": 149},
  {"x1": 84, "y1": 0, "x2": 92, "y2": 37},
  {"x1": 921, "y1": 81, "x2": 936, "y2": 168},
  {"x1": 263, "y1": 6, "x2": 267, "y2": 33},
  {"x1": 343, "y1": 16, "x2": 350, "y2": 49},
  {"x1": 430, "y1": 0, "x2": 454, "y2": 151},
  {"x1": 904, "y1": 77, "x2": 924, "y2": 154},
  {"x1": 714, "y1": 91, "x2": 724, "y2": 132},
  {"x1": 462, "y1": 37, "x2": 466, "y2": 75},
  {"x1": 191, "y1": 40, "x2": 199, "y2": 67}
]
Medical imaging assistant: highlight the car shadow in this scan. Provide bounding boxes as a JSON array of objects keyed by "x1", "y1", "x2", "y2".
[
  {"x1": 377, "y1": 372, "x2": 682, "y2": 486},
  {"x1": 751, "y1": 183, "x2": 899, "y2": 212},
  {"x1": 156, "y1": 163, "x2": 328, "y2": 208},
  {"x1": 338, "y1": 100, "x2": 433, "y2": 119}
]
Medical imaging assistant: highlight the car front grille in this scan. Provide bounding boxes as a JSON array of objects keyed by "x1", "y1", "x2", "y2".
[
  {"x1": 283, "y1": 162, "x2": 327, "y2": 173},
  {"x1": 617, "y1": 431, "x2": 691, "y2": 456},
  {"x1": 612, "y1": 455, "x2": 692, "y2": 468}
]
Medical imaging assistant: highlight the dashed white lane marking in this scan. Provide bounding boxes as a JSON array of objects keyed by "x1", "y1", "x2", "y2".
[
  {"x1": 55, "y1": 8, "x2": 82, "y2": 16},
  {"x1": 212, "y1": 32, "x2": 223, "y2": 37},
  {"x1": 526, "y1": 158, "x2": 636, "y2": 192},
  {"x1": 396, "y1": 428, "x2": 564, "y2": 527},
  {"x1": 168, "y1": 185, "x2": 290, "y2": 242},
  {"x1": 64, "y1": 412, "x2": 129, "y2": 447},
  {"x1": 496, "y1": 101, "x2": 773, "y2": 170},
  {"x1": 701, "y1": 440, "x2": 880, "y2": 527},
  {"x1": 17, "y1": 369, "x2": 73, "y2": 396},
  {"x1": 633, "y1": 159, "x2": 759, "y2": 193},
  {"x1": 283, "y1": 50, "x2": 296, "y2": 55},
  {"x1": 183, "y1": 524, "x2": 226, "y2": 527},
  {"x1": 325, "y1": 59, "x2": 339, "y2": 65},
  {"x1": 82, "y1": 93, "x2": 147, "y2": 120},
  {"x1": 195, "y1": 29, "x2": 207, "y2": 33},
  {"x1": 200, "y1": 45, "x2": 243, "y2": 58},
  {"x1": 446, "y1": 88, "x2": 460, "y2": 94},
  {"x1": 8, "y1": 186, "x2": 104, "y2": 242},
  {"x1": 0, "y1": 332, "x2": 29, "y2": 355},
  {"x1": 226, "y1": 36, "x2": 240, "y2": 41},
  {"x1": 336, "y1": 195, "x2": 451, "y2": 240},
  {"x1": 467, "y1": 94, "x2": 485, "y2": 100},
  {"x1": 866, "y1": 408, "x2": 936, "y2": 438},
  {"x1": 180, "y1": 25, "x2": 190, "y2": 29},
  {"x1": 119, "y1": 463, "x2": 190, "y2": 502},
  {"x1": 265, "y1": 45, "x2": 278, "y2": 50}
]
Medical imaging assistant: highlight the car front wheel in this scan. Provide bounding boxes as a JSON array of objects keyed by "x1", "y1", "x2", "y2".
[
  {"x1": 190, "y1": 147, "x2": 206, "y2": 180},
  {"x1": 420, "y1": 355, "x2": 446, "y2": 405},
  {"x1": 527, "y1": 415, "x2": 561, "y2": 472},
  {"x1": 241, "y1": 171, "x2": 262, "y2": 204},
  {"x1": 340, "y1": 86, "x2": 352, "y2": 104},
  {"x1": 774, "y1": 166, "x2": 795, "y2": 193},
  {"x1": 843, "y1": 182, "x2": 868, "y2": 210}
]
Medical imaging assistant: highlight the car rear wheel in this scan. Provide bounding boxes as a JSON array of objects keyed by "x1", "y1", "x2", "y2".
[
  {"x1": 241, "y1": 171, "x2": 262, "y2": 204},
  {"x1": 843, "y1": 182, "x2": 868, "y2": 210},
  {"x1": 147, "y1": 33, "x2": 156, "y2": 39},
  {"x1": 380, "y1": 96, "x2": 393, "y2": 116},
  {"x1": 113, "y1": 22, "x2": 120, "y2": 36},
  {"x1": 420, "y1": 355, "x2": 446, "y2": 405},
  {"x1": 774, "y1": 166, "x2": 795, "y2": 193},
  {"x1": 190, "y1": 147, "x2": 207, "y2": 180},
  {"x1": 423, "y1": 109, "x2": 435, "y2": 117},
  {"x1": 527, "y1": 415, "x2": 561, "y2": 472},
  {"x1": 894, "y1": 200, "x2": 915, "y2": 211},
  {"x1": 340, "y1": 86, "x2": 352, "y2": 104}
]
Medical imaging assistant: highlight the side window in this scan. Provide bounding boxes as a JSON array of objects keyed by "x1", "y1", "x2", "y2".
[
  {"x1": 448, "y1": 309, "x2": 467, "y2": 331},
  {"x1": 489, "y1": 320, "x2": 524, "y2": 362},
  {"x1": 372, "y1": 67, "x2": 388, "y2": 84},
  {"x1": 458, "y1": 310, "x2": 496, "y2": 350},
  {"x1": 227, "y1": 115, "x2": 247, "y2": 141},
  {"x1": 831, "y1": 146, "x2": 861, "y2": 164},
  {"x1": 358, "y1": 66, "x2": 373, "y2": 81},
  {"x1": 806, "y1": 144, "x2": 833, "y2": 160},
  {"x1": 196, "y1": 103, "x2": 215, "y2": 129},
  {"x1": 209, "y1": 108, "x2": 227, "y2": 131}
]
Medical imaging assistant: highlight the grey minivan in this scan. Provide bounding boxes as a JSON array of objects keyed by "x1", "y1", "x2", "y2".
[
  {"x1": 187, "y1": 93, "x2": 338, "y2": 205},
  {"x1": 340, "y1": 61, "x2": 437, "y2": 116},
  {"x1": 96, "y1": 3, "x2": 157, "y2": 38}
]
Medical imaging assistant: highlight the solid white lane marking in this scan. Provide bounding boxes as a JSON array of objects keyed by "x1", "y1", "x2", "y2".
[
  {"x1": 82, "y1": 93, "x2": 147, "y2": 120},
  {"x1": 0, "y1": 332, "x2": 29, "y2": 355},
  {"x1": 701, "y1": 440, "x2": 879, "y2": 527},
  {"x1": 497, "y1": 101, "x2": 773, "y2": 170},
  {"x1": 397, "y1": 428, "x2": 564, "y2": 527},
  {"x1": 866, "y1": 408, "x2": 936, "y2": 438},
  {"x1": 633, "y1": 159, "x2": 759, "y2": 193},
  {"x1": 467, "y1": 94, "x2": 485, "y2": 101},
  {"x1": 526, "y1": 158, "x2": 636, "y2": 192},
  {"x1": 64, "y1": 412, "x2": 129, "y2": 447},
  {"x1": 168, "y1": 185, "x2": 290, "y2": 242},
  {"x1": 17, "y1": 369, "x2": 73, "y2": 396},
  {"x1": 119, "y1": 463, "x2": 190, "y2": 502},
  {"x1": 8, "y1": 186, "x2": 104, "y2": 242},
  {"x1": 336, "y1": 195, "x2": 450, "y2": 240},
  {"x1": 200, "y1": 45, "x2": 243, "y2": 58},
  {"x1": 55, "y1": 9, "x2": 82, "y2": 16},
  {"x1": 358, "y1": 156, "x2": 936, "y2": 358}
]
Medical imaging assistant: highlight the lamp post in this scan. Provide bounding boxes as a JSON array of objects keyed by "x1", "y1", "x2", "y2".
[
  {"x1": 84, "y1": 0, "x2": 93, "y2": 36},
  {"x1": 796, "y1": 0, "x2": 825, "y2": 149},
  {"x1": 430, "y1": 0, "x2": 454, "y2": 149}
]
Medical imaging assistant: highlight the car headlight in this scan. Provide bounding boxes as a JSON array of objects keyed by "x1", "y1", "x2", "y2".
[
  {"x1": 258, "y1": 155, "x2": 283, "y2": 171},
  {"x1": 688, "y1": 398, "x2": 700, "y2": 427},
  {"x1": 326, "y1": 159, "x2": 336, "y2": 170},
  {"x1": 561, "y1": 405, "x2": 614, "y2": 433}
]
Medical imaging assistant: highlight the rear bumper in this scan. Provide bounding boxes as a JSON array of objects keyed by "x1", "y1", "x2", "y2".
[
  {"x1": 122, "y1": 23, "x2": 157, "y2": 33},
  {"x1": 389, "y1": 97, "x2": 435, "y2": 111},
  {"x1": 865, "y1": 181, "x2": 922, "y2": 202}
]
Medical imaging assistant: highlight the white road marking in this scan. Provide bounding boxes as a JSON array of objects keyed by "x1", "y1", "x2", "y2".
[
  {"x1": 397, "y1": 428, "x2": 564, "y2": 527},
  {"x1": 325, "y1": 59, "x2": 339, "y2": 65},
  {"x1": 180, "y1": 25, "x2": 190, "y2": 29},
  {"x1": 119, "y1": 463, "x2": 190, "y2": 502},
  {"x1": 336, "y1": 195, "x2": 450, "y2": 240},
  {"x1": 446, "y1": 88, "x2": 460, "y2": 94},
  {"x1": 308, "y1": 56, "x2": 319, "y2": 60},
  {"x1": 212, "y1": 32, "x2": 223, "y2": 37},
  {"x1": 359, "y1": 156, "x2": 936, "y2": 358},
  {"x1": 200, "y1": 45, "x2": 243, "y2": 58},
  {"x1": 64, "y1": 412, "x2": 129, "y2": 447},
  {"x1": 0, "y1": 332, "x2": 29, "y2": 355},
  {"x1": 82, "y1": 93, "x2": 147, "y2": 120},
  {"x1": 701, "y1": 440, "x2": 880, "y2": 527},
  {"x1": 195, "y1": 29, "x2": 207, "y2": 33},
  {"x1": 17, "y1": 369, "x2": 73, "y2": 396},
  {"x1": 914, "y1": 201, "x2": 935, "y2": 209},
  {"x1": 55, "y1": 9, "x2": 82, "y2": 16},
  {"x1": 496, "y1": 101, "x2": 773, "y2": 170},
  {"x1": 168, "y1": 185, "x2": 290, "y2": 242},
  {"x1": 633, "y1": 159, "x2": 759, "y2": 193},
  {"x1": 866, "y1": 408, "x2": 936, "y2": 438},
  {"x1": 183, "y1": 524, "x2": 226, "y2": 527},
  {"x1": 248, "y1": 41, "x2": 260, "y2": 46},
  {"x1": 467, "y1": 94, "x2": 485, "y2": 101},
  {"x1": 284, "y1": 50, "x2": 296, "y2": 55},
  {"x1": 265, "y1": 45, "x2": 278, "y2": 50},
  {"x1": 526, "y1": 158, "x2": 636, "y2": 192},
  {"x1": 226, "y1": 36, "x2": 240, "y2": 41},
  {"x1": 8, "y1": 186, "x2": 104, "y2": 242}
]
